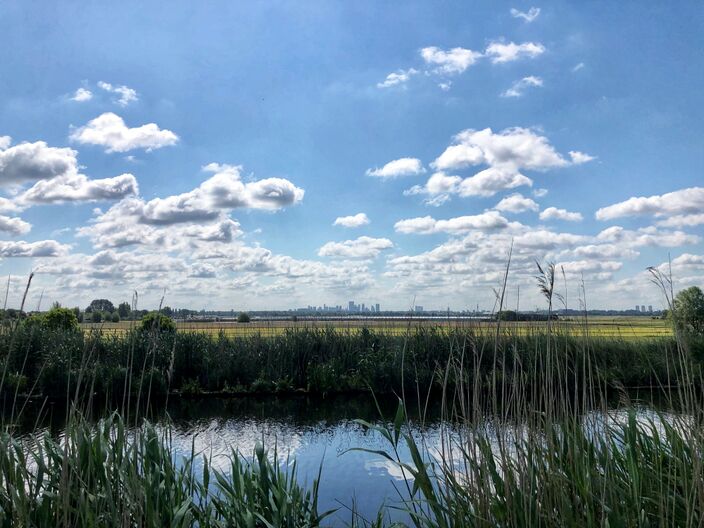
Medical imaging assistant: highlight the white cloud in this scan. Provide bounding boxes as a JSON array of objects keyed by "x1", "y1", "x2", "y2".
[
  {"x1": 597, "y1": 225, "x2": 700, "y2": 248},
  {"x1": 656, "y1": 214, "x2": 704, "y2": 228},
  {"x1": 557, "y1": 259, "x2": 623, "y2": 275},
  {"x1": 458, "y1": 167, "x2": 533, "y2": 197},
  {"x1": 0, "y1": 137, "x2": 10, "y2": 150},
  {"x1": 510, "y1": 7, "x2": 541, "y2": 22},
  {"x1": 539, "y1": 207, "x2": 583, "y2": 222},
  {"x1": 77, "y1": 164, "x2": 303, "y2": 249},
  {"x1": 432, "y1": 127, "x2": 573, "y2": 172},
  {"x1": 501, "y1": 76, "x2": 543, "y2": 98},
  {"x1": 19, "y1": 173, "x2": 139, "y2": 204},
  {"x1": 596, "y1": 187, "x2": 704, "y2": 221},
  {"x1": 394, "y1": 211, "x2": 511, "y2": 234},
  {"x1": 485, "y1": 41, "x2": 545, "y2": 64},
  {"x1": 70, "y1": 112, "x2": 179, "y2": 153},
  {"x1": 318, "y1": 236, "x2": 393, "y2": 259},
  {"x1": 0, "y1": 215, "x2": 31, "y2": 235},
  {"x1": 366, "y1": 157, "x2": 425, "y2": 179},
  {"x1": 0, "y1": 240, "x2": 69, "y2": 257},
  {"x1": 495, "y1": 193, "x2": 539, "y2": 213},
  {"x1": 533, "y1": 188, "x2": 548, "y2": 197},
  {"x1": 572, "y1": 62, "x2": 585, "y2": 72},
  {"x1": 409, "y1": 127, "x2": 591, "y2": 202},
  {"x1": 420, "y1": 46, "x2": 482, "y2": 75},
  {"x1": 569, "y1": 151, "x2": 595, "y2": 164},
  {"x1": 97, "y1": 81, "x2": 138, "y2": 107},
  {"x1": 377, "y1": 68, "x2": 419, "y2": 88},
  {"x1": 333, "y1": 213, "x2": 370, "y2": 228},
  {"x1": 71, "y1": 88, "x2": 93, "y2": 102},
  {"x1": 566, "y1": 244, "x2": 639, "y2": 260},
  {"x1": 0, "y1": 139, "x2": 78, "y2": 185}
]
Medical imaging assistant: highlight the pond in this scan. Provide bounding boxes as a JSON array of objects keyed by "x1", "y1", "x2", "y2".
[{"x1": 13, "y1": 391, "x2": 677, "y2": 526}]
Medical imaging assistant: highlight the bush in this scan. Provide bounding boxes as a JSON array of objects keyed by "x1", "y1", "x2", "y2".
[
  {"x1": 140, "y1": 312, "x2": 176, "y2": 333},
  {"x1": 111, "y1": 312, "x2": 120, "y2": 323},
  {"x1": 22, "y1": 307, "x2": 79, "y2": 332},
  {"x1": 237, "y1": 312, "x2": 251, "y2": 323},
  {"x1": 91, "y1": 311, "x2": 102, "y2": 323}
]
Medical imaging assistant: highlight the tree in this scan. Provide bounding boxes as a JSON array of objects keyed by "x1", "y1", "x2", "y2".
[
  {"x1": 118, "y1": 302, "x2": 131, "y2": 319},
  {"x1": 91, "y1": 311, "x2": 102, "y2": 323},
  {"x1": 237, "y1": 312, "x2": 251, "y2": 323},
  {"x1": 87, "y1": 299, "x2": 115, "y2": 313},
  {"x1": 43, "y1": 307, "x2": 79, "y2": 331},
  {"x1": 673, "y1": 286, "x2": 704, "y2": 335},
  {"x1": 111, "y1": 312, "x2": 120, "y2": 323}
]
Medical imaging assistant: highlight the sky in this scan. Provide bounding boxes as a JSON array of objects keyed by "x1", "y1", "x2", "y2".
[{"x1": 0, "y1": 1, "x2": 702, "y2": 312}]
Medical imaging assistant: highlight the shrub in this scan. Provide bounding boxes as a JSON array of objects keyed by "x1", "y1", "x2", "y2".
[
  {"x1": 139, "y1": 312, "x2": 176, "y2": 333},
  {"x1": 111, "y1": 312, "x2": 120, "y2": 323},
  {"x1": 237, "y1": 312, "x2": 251, "y2": 323}
]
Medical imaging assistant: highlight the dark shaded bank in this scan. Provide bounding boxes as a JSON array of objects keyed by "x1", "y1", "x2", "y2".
[{"x1": 0, "y1": 324, "x2": 698, "y2": 402}]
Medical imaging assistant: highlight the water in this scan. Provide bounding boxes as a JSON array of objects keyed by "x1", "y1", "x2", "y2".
[{"x1": 12, "y1": 392, "x2": 679, "y2": 526}]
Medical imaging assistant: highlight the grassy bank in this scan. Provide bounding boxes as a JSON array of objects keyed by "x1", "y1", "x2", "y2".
[{"x1": 0, "y1": 322, "x2": 694, "y2": 401}]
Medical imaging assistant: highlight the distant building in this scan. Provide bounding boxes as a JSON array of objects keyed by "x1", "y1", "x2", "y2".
[
  {"x1": 375, "y1": 303, "x2": 380, "y2": 313},
  {"x1": 648, "y1": 305, "x2": 653, "y2": 313},
  {"x1": 641, "y1": 305, "x2": 646, "y2": 313},
  {"x1": 415, "y1": 305, "x2": 424, "y2": 313},
  {"x1": 635, "y1": 305, "x2": 640, "y2": 312}
]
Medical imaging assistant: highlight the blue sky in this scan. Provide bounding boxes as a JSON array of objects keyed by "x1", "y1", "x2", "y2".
[{"x1": 0, "y1": 1, "x2": 702, "y2": 311}]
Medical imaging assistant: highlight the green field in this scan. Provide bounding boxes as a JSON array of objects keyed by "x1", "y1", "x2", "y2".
[{"x1": 81, "y1": 316, "x2": 672, "y2": 339}]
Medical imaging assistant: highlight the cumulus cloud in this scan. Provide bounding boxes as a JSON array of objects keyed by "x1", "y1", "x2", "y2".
[
  {"x1": 597, "y1": 225, "x2": 700, "y2": 248},
  {"x1": 432, "y1": 127, "x2": 573, "y2": 172},
  {"x1": 70, "y1": 113, "x2": 179, "y2": 153},
  {"x1": 501, "y1": 76, "x2": 543, "y2": 98},
  {"x1": 484, "y1": 41, "x2": 545, "y2": 63},
  {"x1": 0, "y1": 240, "x2": 69, "y2": 257},
  {"x1": 495, "y1": 193, "x2": 539, "y2": 213},
  {"x1": 458, "y1": 167, "x2": 533, "y2": 197},
  {"x1": 366, "y1": 158, "x2": 425, "y2": 179},
  {"x1": 377, "y1": 68, "x2": 419, "y2": 88},
  {"x1": 71, "y1": 88, "x2": 93, "y2": 102},
  {"x1": 557, "y1": 259, "x2": 623, "y2": 276},
  {"x1": 394, "y1": 211, "x2": 512, "y2": 234},
  {"x1": 595, "y1": 187, "x2": 704, "y2": 221},
  {"x1": 539, "y1": 207, "x2": 583, "y2": 222},
  {"x1": 656, "y1": 214, "x2": 704, "y2": 228},
  {"x1": 0, "y1": 215, "x2": 31, "y2": 235},
  {"x1": 333, "y1": 213, "x2": 370, "y2": 228},
  {"x1": 406, "y1": 128, "x2": 591, "y2": 202},
  {"x1": 510, "y1": 7, "x2": 541, "y2": 22},
  {"x1": 97, "y1": 81, "x2": 138, "y2": 107},
  {"x1": 420, "y1": 46, "x2": 482, "y2": 75},
  {"x1": 19, "y1": 173, "x2": 139, "y2": 204},
  {"x1": 318, "y1": 236, "x2": 393, "y2": 259},
  {"x1": 0, "y1": 139, "x2": 78, "y2": 185},
  {"x1": 566, "y1": 244, "x2": 640, "y2": 260},
  {"x1": 569, "y1": 151, "x2": 595, "y2": 164},
  {"x1": 77, "y1": 164, "x2": 303, "y2": 249}
]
